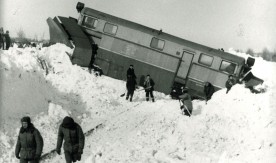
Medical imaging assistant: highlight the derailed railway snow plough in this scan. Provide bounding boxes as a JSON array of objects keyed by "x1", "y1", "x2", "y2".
[{"x1": 47, "y1": 2, "x2": 263, "y2": 98}]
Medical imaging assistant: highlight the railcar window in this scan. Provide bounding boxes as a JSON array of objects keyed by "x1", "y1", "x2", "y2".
[
  {"x1": 82, "y1": 16, "x2": 98, "y2": 29},
  {"x1": 220, "y1": 60, "x2": 236, "y2": 74},
  {"x1": 199, "y1": 53, "x2": 213, "y2": 66},
  {"x1": 103, "y1": 23, "x2": 118, "y2": 35},
  {"x1": 150, "y1": 37, "x2": 165, "y2": 50}
]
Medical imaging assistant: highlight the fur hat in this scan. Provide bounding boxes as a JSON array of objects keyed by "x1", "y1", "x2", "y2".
[
  {"x1": 21, "y1": 116, "x2": 31, "y2": 124},
  {"x1": 62, "y1": 116, "x2": 75, "y2": 129},
  {"x1": 20, "y1": 116, "x2": 34, "y2": 133}
]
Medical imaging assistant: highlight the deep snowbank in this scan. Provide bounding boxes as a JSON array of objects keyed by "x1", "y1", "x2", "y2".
[{"x1": 0, "y1": 44, "x2": 275, "y2": 163}]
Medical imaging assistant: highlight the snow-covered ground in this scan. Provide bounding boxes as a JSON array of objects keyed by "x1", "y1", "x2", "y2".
[{"x1": 0, "y1": 44, "x2": 275, "y2": 163}]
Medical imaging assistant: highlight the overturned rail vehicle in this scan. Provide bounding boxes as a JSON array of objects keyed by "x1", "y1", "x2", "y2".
[{"x1": 47, "y1": 2, "x2": 263, "y2": 98}]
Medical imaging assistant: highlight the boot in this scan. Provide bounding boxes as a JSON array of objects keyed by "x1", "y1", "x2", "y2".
[
  {"x1": 152, "y1": 98, "x2": 155, "y2": 102},
  {"x1": 126, "y1": 96, "x2": 129, "y2": 100},
  {"x1": 146, "y1": 97, "x2": 149, "y2": 101}
]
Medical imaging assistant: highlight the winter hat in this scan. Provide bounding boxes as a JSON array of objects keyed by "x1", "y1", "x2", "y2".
[
  {"x1": 21, "y1": 116, "x2": 31, "y2": 124},
  {"x1": 62, "y1": 116, "x2": 75, "y2": 129}
]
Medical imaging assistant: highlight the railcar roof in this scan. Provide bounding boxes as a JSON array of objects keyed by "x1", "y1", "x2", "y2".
[{"x1": 82, "y1": 7, "x2": 245, "y2": 64}]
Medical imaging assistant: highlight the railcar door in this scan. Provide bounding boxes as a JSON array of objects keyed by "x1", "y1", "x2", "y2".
[{"x1": 176, "y1": 51, "x2": 194, "y2": 80}]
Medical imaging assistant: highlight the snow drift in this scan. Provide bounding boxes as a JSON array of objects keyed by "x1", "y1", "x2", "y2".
[{"x1": 0, "y1": 44, "x2": 275, "y2": 163}]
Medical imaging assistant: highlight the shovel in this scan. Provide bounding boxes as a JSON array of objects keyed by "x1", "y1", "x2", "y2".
[{"x1": 120, "y1": 86, "x2": 151, "y2": 97}]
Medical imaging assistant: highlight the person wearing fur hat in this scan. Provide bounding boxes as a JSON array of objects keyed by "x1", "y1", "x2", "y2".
[
  {"x1": 56, "y1": 116, "x2": 85, "y2": 163},
  {"x1": 15, "y1": 116, "x2": 44, "y2": 163}
]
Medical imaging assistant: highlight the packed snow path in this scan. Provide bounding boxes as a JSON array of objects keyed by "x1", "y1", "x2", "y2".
[{"x1": 0, "y1": 44, "x2": 275, "y2": 163}]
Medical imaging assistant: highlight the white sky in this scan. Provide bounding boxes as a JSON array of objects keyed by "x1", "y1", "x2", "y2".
[{"x1": 1, "y1": 0, "x2": 276, "y2": 52}]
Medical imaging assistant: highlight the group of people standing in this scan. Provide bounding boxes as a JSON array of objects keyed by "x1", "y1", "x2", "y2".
[
  {"x1": 15, "y1": 116, "x2": 84, "y2": 163},
  {"x1": 125, "y1": 65, "x2": 155, "y2": 102},
  {"x1": 124, "y1": 64, "x2": 237, "y2": 117},
  {"x1": 0, "y1": 27, "x2": 11, "y2": 50}
]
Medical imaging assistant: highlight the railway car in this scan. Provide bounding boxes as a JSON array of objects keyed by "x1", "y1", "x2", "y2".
[{"x1": 47, "y1": 2, "x2": 263, "y2": 99}]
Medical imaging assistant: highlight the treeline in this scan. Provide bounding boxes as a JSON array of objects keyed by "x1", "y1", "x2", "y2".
[
  {"x1": 12, "y1": 28, "x2": 48, "y2": 44},
  {"x1": 236, "y1": 48, "x2": 276, "y2": 62}
]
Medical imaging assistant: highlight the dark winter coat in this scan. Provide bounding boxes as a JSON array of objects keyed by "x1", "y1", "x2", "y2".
[
  {"x1": 204, "y1": 82, "x2": 215, "y2": 100},
  {"x1": 126, "y1": 76, "x2": 137, "y2": 92},
  {"x1": 179, "y1": 93, "x2": 193, "y2": 113},
  {"x1": 225, "y1": 78, "x2": 235, "y2": 89},
  {"x1": 0, "y1": 34, "x2": 4, "y2": 49},
  {"x1": 56, "y1": 119, "x2": 85, "y2": 154},
  {"x1": 127, "y1": 68, "x2": 136, "y2": 79},
  {"x1": 143, "y1": 78, "x2": 155, "y2": 91},
  {"x1": 4, "y1": 33, "x2": 10, "y2": 49},
  {"x1": 15, "y1": 123, "x2": 44, "y2": 160}
]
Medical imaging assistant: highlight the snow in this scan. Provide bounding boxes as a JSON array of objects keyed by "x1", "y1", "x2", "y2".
[{"x1": 0, "y1": 44, "x2": 276, "y2": 163}]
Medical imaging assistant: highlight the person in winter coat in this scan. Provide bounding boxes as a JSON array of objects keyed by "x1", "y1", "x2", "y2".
[
  {"x1": 203, "y1": 82, "x2": 215, "y2": 102},
  {"x1": 178, "y1": 87, "x2": 193, "y2": 116},
  {"x1": 0, "y1": 27, "x2": 4, "y2": 50},
  {"x1": 88, "y1": 43, "x2": 98, "y2": 74},
  {"x1": 126, "y1": 75, "x2": 137, "y2": 102},
  {"x1": 225, "y1": 75, "x2": 235, "y2": 94},
  {"x1": 56, "y1": 116, "x2": 85, "y2": 163},
  {"x1": 126, "y1": 65, "x2": 136, "y2": 79},
  {"x1": 15, "y1": 116, "x2": 44, "y2": 163},
  {"x1": 5, "y1": 30, "x2": 11, "y2": 50},
  {"x1": 143, "y1": 74, "x2": 155, "y2": 102}
]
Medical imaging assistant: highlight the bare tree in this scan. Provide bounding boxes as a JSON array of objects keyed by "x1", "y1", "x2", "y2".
[
  {"x1": 246, "y1": 48, "x2": 254, "y2": 56},
  {"x1": 17, "y1": 28, "x2": 27, "y2": 43},
  {"x1": 261, "y1": 47, "x2": 271, "y2": 61},
  {"x1": 272, "y1": 49, "x2": 276, "y2": 62},
  {"x1": 235, "y1": 49, "x2": 243, "y2": 53},
  {"x1": 33, "y1": 34, "x2": 38, "y2": 42},
  {"x1": 272, "y1": 55, "x2": 276, "y2": 62},
  {"x1": 40, "y1": 32, "x2": 45, "y2": 41}
]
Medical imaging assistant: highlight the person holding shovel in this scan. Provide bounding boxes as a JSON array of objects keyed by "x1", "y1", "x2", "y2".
[
  {"x1": 126, "y1": 75, "x2": 137, "y2": 102},
  {"x1": 178, "y1": 87, "x2": 193, "y2": 116},
  {"x1": 121, "y1": 65, "x2": 137, "y2": 98},
  {"x1": 126, "y1": 64, "x2": 136, "y2": 79},
  {"x1": 143, "y1": 74, "x2": 155, "y2": 102}
]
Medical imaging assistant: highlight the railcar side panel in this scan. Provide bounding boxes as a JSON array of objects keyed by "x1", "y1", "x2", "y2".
[{"x1": 95, "y1": 48, "x2": 175, "y2": 93}]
